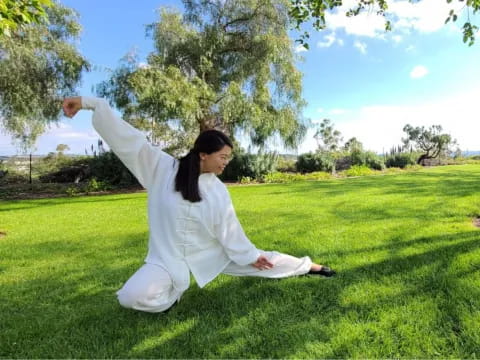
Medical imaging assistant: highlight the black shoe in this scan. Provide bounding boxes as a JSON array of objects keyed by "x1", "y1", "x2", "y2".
[{"x1": 308, "y1": 266, "x2": 336, "y2": 277}]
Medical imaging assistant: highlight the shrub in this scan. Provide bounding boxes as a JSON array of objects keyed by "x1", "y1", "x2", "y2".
[
  {"x1": 0, "y1": 170, "x2": 29, "y2": 184},
  {"x1": 263, "y1": 172, "x2": 305, "y2": 183},
  {"x1": 276, "y1": 156, "x2": 297, "y2": 172},
  {"x1": 87, "y1": 151, "x2": 138, "y2": 186},
  {"x1": 221, "y1": 151, "x2": 278, "y2": 181},
  {"x1": 303, "y1": 171, "x2": 332, "y2": 181},
  {"x1": 240, "y1": 176, "x2": 255, "y2": 185},
  {"x1": 349, "y1": 150, "x2": 385, "y2": 170},
  {"x1": 39, "y1": 151, "x2": 139, "y2": 186},
  {"x1": 39, "y1": 164, "x2": 90, "y2": 183},
  {"x1": 82, "y1": 178, "x2": 112, "y2": 193},
  {"x1": 343, "y1": 165, "x2": 375, "y2": 177},
  {"x1": 385, "y1": 153, "x2": 418, "y2": 168},
  {"x1": 296, "y1": 152, "x2": 334, "y2": 173}
]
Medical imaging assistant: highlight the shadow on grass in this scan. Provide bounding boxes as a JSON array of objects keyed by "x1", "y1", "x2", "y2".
[{"x1": 2, "y1": 230, "x2": 480, "y2": 358}]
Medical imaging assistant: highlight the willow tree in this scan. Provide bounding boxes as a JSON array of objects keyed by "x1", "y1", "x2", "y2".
[
  {"x1": 97, "y1": 0, "x2": 307, "y2": 155},
  {"x1": 0, "y1": 1, "x2": 89, "y2": 152}
]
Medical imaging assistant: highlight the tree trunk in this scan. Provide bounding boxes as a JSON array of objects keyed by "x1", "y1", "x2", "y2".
[{"x1": 417, "y1": 153, "x2": 430, "y2": 165}]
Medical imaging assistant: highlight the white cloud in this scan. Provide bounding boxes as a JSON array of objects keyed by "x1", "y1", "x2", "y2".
[
  {"x1": 317, "y1": 107, "x2": 325, "y2": 113},
  {"x1": 327, "y1": 10, "x2": 386, "y2": 38},
  {"x1": 33, "y1": 122, "x2": 100, "y2": 154},
  {"x1": 410, "y1": 65, "x2": 429, "y2": 79},
  {"x1": 294, "y1": 44, "x2": 308, "y2": 53},
  {"x1": 322, "y1": 0, "x2": 470, "y2": 43},
  {"x1": 330, "y1": 108, "x2": 348, "y2": 115},
  {"x1": 388, "y1": 0, "x2": 465, "y2": 34},
  {"x1": 354, "y1": 40, "x2": 367, "y2": 54},
  {"x1": 317, "y1": 32, "x2": 344, "y2": 48},
  {"x1": 298, "y1": 87, "x2": 480, "y2": 154},
  {"x1": 392, "y1": 35, "x2": 403, "y2": 43}
]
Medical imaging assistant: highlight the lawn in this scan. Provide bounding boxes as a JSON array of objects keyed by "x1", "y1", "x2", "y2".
[{"x1": 1, "y1": 164, "x2": 480, "y2": 358}]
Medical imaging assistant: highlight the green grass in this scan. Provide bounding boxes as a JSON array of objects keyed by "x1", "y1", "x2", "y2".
[{"x1": 1, "y1": 164, "x2": 480, "y2": 358}]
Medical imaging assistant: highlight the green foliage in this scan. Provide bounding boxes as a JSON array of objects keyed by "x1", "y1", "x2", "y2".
[
  {"x1": 402, "y1": 124, "x2": 454, "y2": 165},
  {"x1": 303, "y1": 170, "x2": 331, "y2": 180},
  {"x1": 342, "y1": 164, "x2": 375, "y2": 177},
  {"x1": 82, "y1": 177, "x2": 112, "y2": 193},
  {"x1": 263, "y1": 169, "x2": 331, "y2": 183},
  {"x1": 38, "y1": 151, "x2": 139, "y2": 186},
  {"x1": 275, "y1": 156, "x2": 297, "y2": 173},
  {"x1": 0, "y1": 168, "x2": 29, "y2": 184},
  {"x1": 0, "y1": 1, "x2": 89, "y2": 151},
  {"x1": 87, "y1": 151, "x2": 138, "y2": 186},
  {"x1": 98, "y1": 0, "x2": 307, "y2": 153},
  {"x1": 0, "y1": 0, "x2": 52, "y2": 37},
  {"x1": 296, "y1": 151, "x2": 334, "y2": 173},
  {"x1": 221, "y1": 150, "x2": 278, "y2": 181},
  {"x1": 385, "y1": 152, "x2": 418, "y2": 168},
  {"x1": 289, "y1": 0, "x2": 479, "y2": 47},
  {"x1": 240, "y1": 176, "x2": 255, "y2": 184},
  {"x1": 314, "y1": 118, "x2": 342, "y2": 152},
  {"x1": 349, "y1": 150, "x2": 385, "y2": 170}
]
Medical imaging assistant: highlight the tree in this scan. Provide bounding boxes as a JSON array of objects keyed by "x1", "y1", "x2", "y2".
[
  {"x1": 0, "y1": 0, "x2": 53, "y2": 37},
  {"x1": 313, "y1": 118, "x2": 342, "y2": 173},
  {"x1": 0, "y1": 1, "x2": 89, "y2": 152},
  {"x1": 97, "y1": 0, "x2": 307, "y2": 155},
  {"x1": 344, "y1": 137, "x2": 363, "y2": 153},
  {"x1": 314, "y1": 118, "x2": 342, "y2": 152},
  {"x1": 55, "y1": 143, "x2": 70, "y2": 155},
  {"x1": 402, "y1": 124, "x2": 454, "y2": 165},
  {"x1": 289, "y1": 0, "x2": 480, "y2": 47}
]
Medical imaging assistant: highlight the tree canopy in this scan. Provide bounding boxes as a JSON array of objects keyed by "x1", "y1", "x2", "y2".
[
  {"x1": 402, "y1": 124, "x2": 454, "y2": 165},
  {"x1": 314, "y1": 118, "x2": 342, "y2": 152},
  {"x1": 0, "y1": 0, "x2": 53, "y2": 37},
  {"x1": 0, "y1": 1, "x2": 89, "y2": 152},
  {"x1": 289, "y1": 0, "x2": 480, "y2": 47},
  {"x1": 97, "y1": 0, "x2": 307, "y2": 155}
]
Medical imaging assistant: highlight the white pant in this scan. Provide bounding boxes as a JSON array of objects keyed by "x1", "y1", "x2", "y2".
[{"x1": 116, "y1": 251, "x2": 312, "y2": 313}]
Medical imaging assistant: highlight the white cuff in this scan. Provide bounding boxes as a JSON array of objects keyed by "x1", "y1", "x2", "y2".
[{"x1": 81, "y1": 96, "x2": 102, "y2": 110}]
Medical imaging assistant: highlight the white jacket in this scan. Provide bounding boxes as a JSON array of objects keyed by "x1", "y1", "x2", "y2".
[{"x1": 82, "y1": 97, "x2": 260, "y2": 291}]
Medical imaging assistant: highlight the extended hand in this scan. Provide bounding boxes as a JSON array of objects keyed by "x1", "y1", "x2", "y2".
[
  {"x1": 62, "y1": 97, "x2": 82, "y2": 118},
  {"x1": 251, "y1": 255, "x2": 274, "y2": 270}
]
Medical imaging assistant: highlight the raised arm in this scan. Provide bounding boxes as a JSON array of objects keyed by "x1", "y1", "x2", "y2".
[{"x1": 62, "y1": 96, "x2": 173, "y2": 190}]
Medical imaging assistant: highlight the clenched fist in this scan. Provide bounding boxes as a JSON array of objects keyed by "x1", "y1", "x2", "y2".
[{"x1": 62, "y1": 97, "x2": 82, "y2": 118}]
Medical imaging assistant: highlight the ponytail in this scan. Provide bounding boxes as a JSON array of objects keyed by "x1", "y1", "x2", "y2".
[{"x1": 175, "y1": 150, "x2": 202, "y2": 202}]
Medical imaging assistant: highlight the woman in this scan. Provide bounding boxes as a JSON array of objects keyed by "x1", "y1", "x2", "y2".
[{"x1": 62, "y1": 96, "x2": 336, "y2": 313}]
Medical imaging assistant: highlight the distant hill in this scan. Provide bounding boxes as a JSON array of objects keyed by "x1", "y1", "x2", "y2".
[{"x1": 463, "y1": 151, "x2": 480, "y2": 156}]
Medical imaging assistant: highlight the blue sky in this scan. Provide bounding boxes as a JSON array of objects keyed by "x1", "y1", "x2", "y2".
[{"x1": 1, "y1": 0, "x2": 479, "y2": 155}]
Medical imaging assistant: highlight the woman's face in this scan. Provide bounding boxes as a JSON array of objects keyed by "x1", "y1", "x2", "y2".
[{"x1": 200, "y1": 145, "x2": 232, "y2": 175}]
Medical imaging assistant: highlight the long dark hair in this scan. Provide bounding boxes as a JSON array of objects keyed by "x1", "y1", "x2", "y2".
[{"x1": 175, "y1": 129, "x2": 233, "y2": 202}]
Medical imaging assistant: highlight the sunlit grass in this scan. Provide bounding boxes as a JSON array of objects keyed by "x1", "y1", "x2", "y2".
[{"x1": 1, "y1": 164, "x2": 480, "y2": 358}]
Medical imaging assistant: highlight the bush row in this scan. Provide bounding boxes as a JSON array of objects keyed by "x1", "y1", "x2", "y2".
[{"x1": 0, "y1": 149, "x2": 469, "y2": 187}]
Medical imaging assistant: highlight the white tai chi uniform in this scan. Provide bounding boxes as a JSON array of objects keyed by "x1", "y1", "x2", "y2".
[{"x1": 82, "y1": 97, "x2": 312, "y2": 313}]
